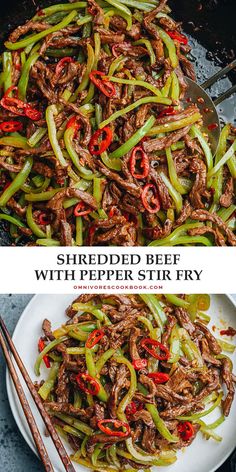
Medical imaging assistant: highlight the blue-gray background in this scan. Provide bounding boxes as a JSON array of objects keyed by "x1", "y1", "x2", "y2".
[{"x1": 0, "y1": 294, "x2": 236, "y2": 472}]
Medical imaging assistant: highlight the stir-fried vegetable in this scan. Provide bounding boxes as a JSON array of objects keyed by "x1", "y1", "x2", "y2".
[{"x1": 35, "y1": 293, "x2": 236, "y2": 471}]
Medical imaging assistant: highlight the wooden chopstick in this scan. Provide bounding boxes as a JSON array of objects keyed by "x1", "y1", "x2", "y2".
[
  {"x1": 0, "y1": 317, "x2": 76, "y2": 472},
  {"x1": 0, "y1": 329, "x2": 54, "y2": 472}
]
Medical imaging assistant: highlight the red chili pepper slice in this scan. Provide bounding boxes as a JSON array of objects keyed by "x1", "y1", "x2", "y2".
[
  {"x1": 97, "y1": 419, "x2": 131, "y2": 438},
  {"x1": 74, "y1": 202, "x2": 92, "y2": 217},
  {"x1": 24, "y1": 105, "x2": 42, "y2": 121},
  {"x1": 129, "y1": 146, "x2": 150, "y2": 179},
  {"x1": 177, "y1": 421, "x2": 194, "y2": 440},
  {"x1": 38, "y1": 212, "x2": 50, "y2": 226},
  {"x1": 55, "y1": 57, "x2": 74, "y2": 76},
  {"x1": 158, "y1": 106, "x2": 176, "y2": 119},
  {"x1": 141, "y1": 184, "x2": 161, "y2": 214},
  {"x1": 220, "y1": 327, "x2": 236, "y2": 337},
  {"x1": 86, "y1": 329, "x2": 105, "y2": 348},
  {"x1": 108, "y1": 206, "x2": 116, "y2": 218},
  {"x1": 75, "y1": 372, "x2": 100, "y2": 395},
  {"x1": 0, "y1": 86, "x2": 42, "y2": 121},
  {"x1": 0, "y1": 120, "x2": 23, "y2": 133},
  {"x1": 132, "y1": 358, "x2": 148, "y2": 370},
  {"x1": 66, "y1": 116, "x2": 81, "y2": 139},
  {"x1": 88, "y1": 126, "x2": 113, "y2": 155},
  {"x1": 125, "y1": 401, "x2": 144, "y2": 418},
  {"x1": 148, "y1": 372, "x2": 170, "y2": 384},
  {"x1": 38, "y1": 338, "x2": 51, "y2": 368},
  {"x1": 207, "y1": 123, "x2": 218, "y2": 131},
  {"x1": 166, "y1": 31, "x2": 188, "y2": 45},
  {"x1": 89, "y1": 70, "x2": 116, "y2": 98},
  {"x1": 141, "y1": 338, "x2": 170, "y2": 361},
  {"x1": 37, "y1": 8, "x2": 46, "y2": 16},
  {"x1": 87, "y1": 224, "x2": 96, "y2": 245}
]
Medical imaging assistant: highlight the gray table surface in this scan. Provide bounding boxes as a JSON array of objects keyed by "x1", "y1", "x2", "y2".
[{"x1": 0, "y1": 294, "x2": 236, "y2": 472}]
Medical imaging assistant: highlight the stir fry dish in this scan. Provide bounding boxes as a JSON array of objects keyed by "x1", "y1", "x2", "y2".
[
  {"x1": 35, "y1": 294, "x2": 236, "y2": 471},
  {"x1": 0, "y1": 0, "x2": 235, "y2": 246}
]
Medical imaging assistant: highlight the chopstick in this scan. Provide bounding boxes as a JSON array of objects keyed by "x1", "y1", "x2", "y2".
[
  {"x1": 0, "y1": 317, "x2": 76, "y2": 472},
  {"x1": 0, "y1": 329, "x2": 54, "y2": 472}
]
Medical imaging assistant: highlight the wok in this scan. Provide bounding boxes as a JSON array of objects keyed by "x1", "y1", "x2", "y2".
[{"x1": 0, "y1": 0, "x2": 235, "y2": 247}]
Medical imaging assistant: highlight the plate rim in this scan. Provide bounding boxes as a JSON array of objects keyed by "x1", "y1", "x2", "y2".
[{"x1": 6, "y1": 293, "x2": 236, "y2": 472}]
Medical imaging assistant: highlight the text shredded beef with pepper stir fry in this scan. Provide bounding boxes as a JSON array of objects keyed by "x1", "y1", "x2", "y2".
[
  {"x1": 0, "y1": 0, "x2": 236, "y2": 246},
  {"x1": 35, "y1": 294, "x2": 236, "y2": 471}
]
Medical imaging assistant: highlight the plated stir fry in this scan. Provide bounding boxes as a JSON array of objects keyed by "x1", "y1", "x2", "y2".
[
  {"x1": 35, "y1": 294, "x2": 236, "y2": 471},
  {"x1": 0, "y1": 0, "x2": 235, "y2": 246}
]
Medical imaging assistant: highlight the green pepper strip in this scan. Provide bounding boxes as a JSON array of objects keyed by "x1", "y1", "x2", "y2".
[
  {"x1": 165, "y1": 294, "x2": 189, "y2": 308},
  {"x1": 148, "y1": 113, "x2": 201, "y2": 136},
  {"x1": 5, "y1": 10, "x2": 78, "y2": 50},
  {"x1": 138, "y1": 316, "x2": 157, "y2": 339},
  {"x1": 161, "y1": 235, "x2": 212, "y2": 246},
  {"x1": 54, "y1": 412, "x2": 93, "y2": 436},
  {"x1": 139, "y1": 294, "x2": 167, "y2": 331},
  {"x1": 103, "y1": 0, "x2": 132, "y2": 25},
  {"x1": 46, "y1": 105, "x2": 67, "y2": 168},
  {"x1": 34, "y1": 336, "x2": 68, "y2": 376},
  {"x1": 0, "y1": 213, "x2": 26, "y2": 229},
  {"x1": 217, "y1": 204, "x2": 236, "y2": 222},
  {"x1": 104, "y1": 7, "x2": 132, "y2": 31},
  {"x1": 82, "y1": 32, "x2": 101, "y2": 105},
  {"x1": 27, "y1": 128, "x2": 47, "y2": 148},
  {"x1": 177, "y1": 392, "x2": 223, "y2": 421},
  {"x1": 26, "y1": 204, "x2": 46, "y2": 238},
  {"x1": 32, "y1": 2, "x2": 86, "y2": 20},
  {"x1": 100, "y1": 97, "x2": 171, "y2": 129},
  {"x1": 170, "y1": 71, "x2": 180, "y2": 101},
  {"x1": 64, "y1": 126, "x2": 93, "y2": 179},
  {"x1": 138, "y1": 383, "x2": 179, "y2": 443},
  {"x1": 209, "y1": 124, "x2": 230, "y2": 212},
  {"x1": 96, "y1": 348, "x2": 116, "y2": 374},
  {"x1": 108, "y1": 56, "x2": 126, "y2": 76},
  {"x1": 190, "y1": 125, "x2": 213, "y2": 172},
  {"x1": 114, "y1": 356, "x2": 160, "y2": 464},
  {"x1": 166, "y1": 147, "x2": 188, "y2": 194},
  {"x1": 217, "y1": 339, "x2": 235, "y2": 353},
  {"x1": 85, "y1": 347, "x2": 108, "y2": 402},
  {"x1": 36, "y1": 238, "x2": 60, "y2": 246},
  {"x1": 159, "y1": 171, "x2": 183, "y2": 213},
  {"x1": 93, "y1": 177, "x2": 104, "y2": 207},
  {"x1": 25, "y1": 188, "x2": 64, "y2": 202},
  {"x1": 115, "y1": 0, "x2": 158, "y2": 11},
  {"x1": 0, "y1": 157, "x2": 33, "y2": 207},
  {"x1": 72, "y1": 44, "x2": 94, "y2": 100},
  {"x1": 72, "y1": 302, "x2": 111, "y2": 325},
  {"x1": 18, "y1": 52, "x2": 39, "y2": 101},
  {"x1": 157, "y1": 27, "x2": 178, "y2": 69},
  {"x1": 148, "y1": 222, "x2": 203, "y2": 246},
  {"x1": 106, "y1": 76, "x2": 162, "y2": 97},
  {"x1": 38, "y1": 362, "x2": 60, "y2": 400},
  {"x1": 0, "y1": 136, "x2": 29, "y2": 149},
  {"x1": 161, "y1": 74, "x2": 172, "y2": 97},
  {"x1": 2, "y1": 52, "x2": 12, "y2": 93},
  {"x1": 168, "y1": 324, "x2": 181, "y2": 364},
  {"x1": 109, "y1": 115, "x2": 156, "y2": 159},
  {"x1": 77, "y1": 14, "x2": 93, "y2": 26},
  {"x1": 75, "y1": 216, "x2": 83, "y2": 246},
  {"x1": 63, "y1": 425, "x2": 84, "y2": 439},
  {"x1": 207, "y1": 139, "x2": 236, "y2": 179},
  {"x1": 101, "y1": 151, "x2": 122, "y2": 171},
  {"x1": 133, "y1": 39, "x2": 156, "y2": 65}
]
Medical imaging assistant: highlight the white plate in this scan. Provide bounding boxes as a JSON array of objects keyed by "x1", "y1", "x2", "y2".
[{"x1": 6, "y1": 294, "x2": 236, "y2": 472}]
